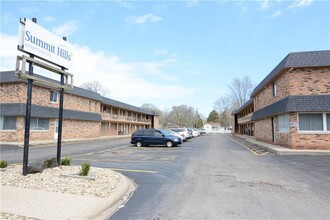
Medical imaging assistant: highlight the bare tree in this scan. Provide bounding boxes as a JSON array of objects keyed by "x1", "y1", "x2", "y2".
[
  {"x1": 213, "y1": 76, "x2": 254, "y2": 128},
  {"x1": 214, "y1": 96, "x2": 232, "y2": 129},
  {"x1": 141, "y1": 103, "x2": 161, "y2": 115},
  {"x1": 228, "y1": 76, "x2": 254, "y2": 109},
  {"x1": 80, "y1": 81, "x2": 110, "y2": 97},
  {"x1": 168, "y1": 105, "x2": 197, "y2": 127},
  {"x1": 214, "y1": 96, "x2": 231, "y2": 114}
]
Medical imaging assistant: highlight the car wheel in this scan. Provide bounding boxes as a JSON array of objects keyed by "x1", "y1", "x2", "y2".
[
  {"x1": 166, "y1": 141, "x2": 173, "y2": 148},
  {"x1": 136, "y1": 141, "x2": 143, "y2": 147}
]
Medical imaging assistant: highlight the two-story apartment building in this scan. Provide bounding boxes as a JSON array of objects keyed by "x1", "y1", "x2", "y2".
[
  {"x1": 0, "y1": 71, "x2": 159, "y2": 143},
  {"x1": 233, "y1": 50, "x2": 330, "y2": 150},
  {"x1": 232, "y1": 99, "x2": 254, "y2": 136}
]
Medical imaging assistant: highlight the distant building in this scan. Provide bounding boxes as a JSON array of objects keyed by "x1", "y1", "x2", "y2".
[
  {"x1": 232, "y1": 99, "x2": 254, "y2": 136},
  {"x1": 0, "y1": 71, "x2": 159, "y2": 143},
  {"x1": 204, "y1": 122, "x2": 221, "y2": 133},
  {"x1": 232, "y1": 50, "x2": 330, "y2": 150}
]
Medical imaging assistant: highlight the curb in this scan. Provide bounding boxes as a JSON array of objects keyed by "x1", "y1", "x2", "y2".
[
  {"x1": 1, "y1": 135, "x2": 131, "y2": 148},
  {"x1": 0, "y1": 168, "x2": 136, "y2": 220},
  {"x1": 91, "y1": 171, "x2": 135, "y2": 219},
  {"x1": 234, "y1": 134, "x2": 330, "y2": 156}
]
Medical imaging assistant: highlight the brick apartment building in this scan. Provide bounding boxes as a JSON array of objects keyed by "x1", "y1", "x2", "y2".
[
  {"x1": 232, "y1": 50, "x2": 330, "y2": 150},
  {"x1": 0, "y1": 71, "x2": 159, "y2": 142}
]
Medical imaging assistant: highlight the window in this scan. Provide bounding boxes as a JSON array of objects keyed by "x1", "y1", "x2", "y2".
[
  {"x1": 327, "y1": 114, "x2": 330, "y2": 131},
  {"x1": 30, "y1": 118, "x2": 49, "y2": 130},
  {"x1": 155, "y1": 130, "x2": 163, "y2": 137},
  {"x1": 299, "y1": 113, "x2": 323, "y2": 131},
  {"x1": 272, "y1": 80, "x2": 277, "y2": 97},
  {"x1": 278, "y1": 114, "x2": 290, "y2": 132},
  {"x1": 50, "y1": 91, "x2": 58, "y2": 103},
  {"x1": 0, "y1": 116, "x2": 16, "y2": 130}
]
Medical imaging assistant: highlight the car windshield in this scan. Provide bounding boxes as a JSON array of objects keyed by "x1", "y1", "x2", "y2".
[
  {"x1": 172, "y1": 129, "x2": 184, "y2": 132},
  {"x1": 159, "y1": 129, "x2": 170, "y2": 135}
]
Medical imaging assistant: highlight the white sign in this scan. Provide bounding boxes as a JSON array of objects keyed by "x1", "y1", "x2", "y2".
[
  {"x1": 18, "y1": 18, "x2": 73, "y2": 69},
  {"x1": 290, "y1": 122, "x2": 298, "y2": 127}
]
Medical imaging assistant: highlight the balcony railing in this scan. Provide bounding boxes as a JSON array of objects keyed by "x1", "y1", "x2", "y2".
[
  {"x1": 237, "y1": 113, "x2": 253, "y2": 124},
  {"x1": 101, "y1": 113, "x2": 151, "y2": 123}
]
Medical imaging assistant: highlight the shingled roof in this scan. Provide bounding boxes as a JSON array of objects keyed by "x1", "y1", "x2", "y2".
[
  {"x1": 102, "y1": 97, "x2": 155, "y2": 115},
  {"x1": 251, "y1": 50, "x2": 330, "y2": 98},
  {"x1": 232, "y1": 99, "x2": 253, "y2": 115},
  {"x1": 0, "y1": 71, "x2": 155, "y2": 115},
  {"x1": 0, "y1": 103, "x2": 102, "y2": 121},
  {"x1": 251, "y1": 95, "x2": 330, "y2": 121}
]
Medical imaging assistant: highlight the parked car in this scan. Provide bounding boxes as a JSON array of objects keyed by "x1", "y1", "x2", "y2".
[
  {"x1": 130, "y1": 129, "x2": 182, "y2": 147},
  {"x1": 170, "y1": 128, "x2": 192, "y2": 140},
  {"x1": 188, "y1": 128, "x2": 200, "y2": 137},
  {"x1": 199, "y1": 128, "x2": 206, "y2": 135},
  {"x1": 161, "y1": 129, "x2": 186, "y2": 142}
]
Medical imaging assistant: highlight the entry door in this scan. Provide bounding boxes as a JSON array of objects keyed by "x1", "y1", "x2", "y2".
[
  {"x1": 271, "y1": 117, "x2": 275, "y2": 143},
  {"x1": 54, "y1": 119, "x2": 59, "y2": 139}
]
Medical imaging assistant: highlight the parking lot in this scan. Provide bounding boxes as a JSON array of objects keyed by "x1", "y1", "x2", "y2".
[{"x1": 2, "y1": 133, "x2": 329, "y2": 219}]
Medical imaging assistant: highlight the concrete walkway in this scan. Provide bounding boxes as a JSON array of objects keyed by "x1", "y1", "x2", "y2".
[{"x1": 235, "y1": 134, "x2": 330, "y2": 155}]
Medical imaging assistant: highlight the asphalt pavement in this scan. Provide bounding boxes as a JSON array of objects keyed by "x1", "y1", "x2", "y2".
[{"x1": 1, "y1": 133, "x2": 329, "y2": 219}]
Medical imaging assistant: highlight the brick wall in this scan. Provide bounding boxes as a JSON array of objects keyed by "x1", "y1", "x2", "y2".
[
  {"x1": 153, "y1": 115, "x2": 160, "y2": 129},
  {"x1": 64, "y1": 94, "x2": 100, "y2": 113},
  {"x1": 289, "y1": 67, "x2": 330, "y2": 95},
  {"x1": 254, "y1": 113, "x2": 330, "y2": 150},
  {"x1": 1, "y1": 81, "x2": 156, "y2": 142},
  {"x1": 254, "y1": 70, "x2": 290, "y2": 111},
  {"x1": 1, "y1": 82, "x2": 101, "y2": 113},
  {"x1": 110, "y1": 123, "x2": 118, "y2": 135},
  {"x1": 0, "y1": 116, "x2": 24, "y2": 142},
  {"x1": 0, "y1": 83, "x2": 27, "y2": 103},
  {"x1": 255, "y1": 67, "x2": 330, "y2": 111},
  {"x1": 254, "y1": 118, "x2": 273, "y2": 144},
  {"x1": 62, "y1": 119, "x2": 100, "y2": 139},
  {"x1": 0, "y1": 116, "x2": 54, "y2": 142},
  {"x1": 255, "y1": 116, "x2": 293, "y2": 148},
  {"x1": 0, "y1": 117, "x2": 100, "y2": 142},
  {"x1": 254, "y1": 67, "x2": 330, "y2": 112},
  {"x1": 289, "y1": 113, "x2": 330, "y2": 150}
]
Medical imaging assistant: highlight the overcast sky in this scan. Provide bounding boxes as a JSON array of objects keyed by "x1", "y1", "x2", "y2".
[{"x1": 1, "y1": 0, "x2": 329, "y2": 117}]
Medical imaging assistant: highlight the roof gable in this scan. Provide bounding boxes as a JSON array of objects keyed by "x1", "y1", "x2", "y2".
[{"x1": 251, "y1": 50, "x2": 330, "y2": 98}]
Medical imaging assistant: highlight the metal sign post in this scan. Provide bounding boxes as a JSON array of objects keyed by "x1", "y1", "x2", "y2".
[
  {"x1": 56, "y1": 73, "x2": 65, "y2": 166},
  {"x1": 16, "y1": 17, "x2": 74, "y2": 175},
  {"x1": 57, "y1": 36, "x2": 66, "y2": 166},
  {"x1": 22, "y1": 18, "x2": 37, "y2": 176}
]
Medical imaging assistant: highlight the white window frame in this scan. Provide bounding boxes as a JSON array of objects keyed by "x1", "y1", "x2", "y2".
[
  {"x1": 30, "y1": 118, "x2": 49, "y2": 131},
  {"x1": 50, "y1": 90, "x2": 58, "y2": 103},
  {"x1": 272, "y1": 80, "x2": 277, "y2": 97},
  {"x1": 277, "y1": 113, "x2": 290, "y2": 133},
  {"x1": 298, "y1": 112, "x2": 330, "y2": 134},
  {"x1": 0, "y1": 116, "x2": 17, "y2": 131}
]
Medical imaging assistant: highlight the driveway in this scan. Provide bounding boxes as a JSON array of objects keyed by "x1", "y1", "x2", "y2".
[{"x1": 2, "y1": 134, "x2": 329, "y2": 219}]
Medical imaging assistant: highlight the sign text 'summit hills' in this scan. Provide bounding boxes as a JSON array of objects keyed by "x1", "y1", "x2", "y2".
[{"x1": 18, "y1": 18, "x2": 73, "y2": 69}]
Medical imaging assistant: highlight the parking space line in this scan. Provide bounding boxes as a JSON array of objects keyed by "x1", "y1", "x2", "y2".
[
  {"x1": 225, "y1": 136, "x2": 258, "y2": 156},
  {"x1": 109, "y1": 168, "x2": 158, "y2": 173},
  {"x1": 225, "y1": 136, "x2": 273, "y2": 156},
  {"x1": 73, "y1": 158, "x2": 172, "y2": 164},
  {"x1": 71, "y1": 145, "x2": 130, "y2": 157}
]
